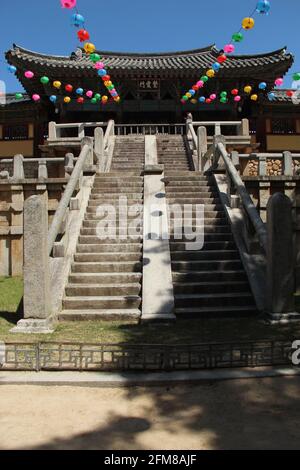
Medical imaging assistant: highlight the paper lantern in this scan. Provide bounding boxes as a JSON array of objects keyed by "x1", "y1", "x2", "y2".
[
  {"x1": 102, "y1": 96, "x2": 108, "y2": 103},
  {"x1": 205, "y1": 98, "x2": 212, "y2": 104},
  {"x1": 210, "y1": 94, "x2": 217, "y2": 101},
  {"x1": 232, "y1": 32, "x2": 244, "y2": 43},
  {"x1": 268, "y1": 92, "x2": 276, "y2": 101},
  {"x1": 242, "y1": 17, "x2": 255, "y2": 30},
  {"x1": 293, "y1": 73, "x2": 300, "y2": 81},
  {"x1": 192, "y1": 85, "x2": 199, "y2": 91},
  {"x1": 191, "y1": 99, "x2": 197, "y2": 104},
  {"x1": 15, "y1": 93, "x2": 23, "y2": 100},
  {"x1": 256, "y1": 0, "x2": 271, "y2": 14},
  {"x1": 217, "y1": 55, "x2": 227, "y2": 64},
  {"x1": 84, "y1": 43, "x2": 96, "y2": 54},
  {"x1": 224, "y1": 44, "x2": 235, "y2": 54},
  {"x1": 7, "y1": 65, "x2": 17, "y2": 73},
  {"x1": 231, "y1": 89, "x2": 239, "y2": 96},
  {"x1": 53, "y1": 81, "x2": 62, "y2": 89},
  {"x1": 212, "y1": 62, "x2": 221, "y2": 72},
  {"x1": 24, "y1": 71, "x2": 34, "y2": 79},
  {"x1": 77, "y1": 29, "x2": 90, "y2": 42},
  {"x1": 259, "y1": 82, "x2": 267, "y2": 90},
  {"x1": 98, "y1": 69, "x2": 106, "y2": 77},
  {"x1": 275, "y1": 78, "x2": 284, "y2": 87},
  {"x1": 86, "y1": 90, "x2": 93, "y2": 98},
  {"x1": 186, "y1": 92, "x2": 192, "y2": 98},
  {"x1": 220, "y1": 91, "x2": 227, "y2": 98},
  {"x1": 199, "y1": 96, "x2": 206, "y2": 103},
  {"x1": 196, "y1": 80, "x2": 204, "y2": 88},
  {"x1": 64, "y1": 97, "x2": 71, "y2": 103},
  {"x1": 234, "y1": 96, "x2": 241, "y2": 102},
  {"x1": 206, "y1": 69, "x2": 215, "y2": 78},
  {"x1": 65, "y1": 84, "x2": 73, "y2": 93},
  {"x1": 251, "y1": 94, "x2": 258, "y2": 101},
  {"x1": 60, "y1": 0, "x2": 76, "y2": 8},
  {"x1": 220, "y1": 97, "x2": 227, "y2": 104},
  {"x1": 71, "y1": 13, "x2": 85, "y2": 27},
  {"x1": 94, "y1": 93, "x2": 101, "y2": 101},
  {"x1": 77, "y1": 97, "x2": 84, "y2": 104},
  {"x1": 244, "y1": 85, "x2": 252, "y2": 94},
  {"x1": 32, "y1": 94, "x2": 40, "y2": 102},
  {"x1": 40, "y1": 76, "x2": 49, "y2": 85},
  {"x1": 50, "y1": 95, "x2": 57, "y2": 103},
  {"x1": 91, "y1": 97, "x2": 98, "y2": 104},
  {"x1": 286, "y1": 90, "x2": 294, "y2": 98},
  {"x1": 76, "y1": 88, "x2": 84, "y2": 95},
  {"x1": 90, "y1": 53, "x2": 101, "y2": 63},
  {"x1": 94, "y1": 62, "x2": 104, "y2": 70},
  {"x1": 200, "y1": 76, "x2": 209, "y2": 83}
]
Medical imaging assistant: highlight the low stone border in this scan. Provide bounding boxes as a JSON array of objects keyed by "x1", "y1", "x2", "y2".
[{"x1": 0, "y1": 340, "x2": 295, "y2": 372}]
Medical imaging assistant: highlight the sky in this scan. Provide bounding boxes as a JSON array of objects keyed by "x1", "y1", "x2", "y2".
[{"x1": 0, "y1": 0, "x2": 299, "y2": 93}]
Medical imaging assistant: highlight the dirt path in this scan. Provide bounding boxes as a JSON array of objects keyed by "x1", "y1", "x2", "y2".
[{"x1": 0, "y1": 376, "x2": 300, "y2": 450}]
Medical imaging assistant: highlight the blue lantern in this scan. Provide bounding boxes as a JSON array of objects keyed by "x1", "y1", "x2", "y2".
[
  {"x1": 49, "y1": 95, "x2": 57, "y2": 103},
  {"x1": 7, "y1": 65, "x2": 17, "y2": 74},
  {"x1": 189, "y1": 89, "x2": 196, "y2": 96},
  {"x1": 76, "y1": 88, "x2": 84, "y2": 95},
  {"x1": 268, "y1": 92, "x2": 276, "y2": 101},
  {"x1": 98, "y1": 69, "x2": 106, "y2": 77},
  {"x1": 199, "y1": 96, "x2": 206, "y2": 103},
  {"x1": 259, "y1": 82, "x2": 267, "y2": 90},
  {"x1": 212, "y1": 62, "x2": 221, "y2": 72},
  {"x1": 71, "y1": 13, "x2": 85, "y2": 27},
  {"x1": 256, "y1": 0, "x2": 271, "y2": 14}
]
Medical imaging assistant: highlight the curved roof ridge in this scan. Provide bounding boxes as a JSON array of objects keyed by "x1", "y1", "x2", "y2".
[{"x1": 230, "y1": 47, "x2": 290, "y2": 59}]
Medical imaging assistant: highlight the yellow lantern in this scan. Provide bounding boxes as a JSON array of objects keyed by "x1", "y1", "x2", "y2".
[
  {"x1": 84, "y1": 42, "x2": 96, "y2": 54},
  {"x1": 186, "y1": 92, "x2": 192, "y2": 98},
  {"x1": 53, "y1": 81, "x2": 62, "y2": 89},
  {"x1": 242, "y1": 17, "x2": 255, "y2": 30},
  {"x1": 251, "y1": 94, "x2": 258, "y2": 101},
  {"x1": 244, "y1": 85, "x2": 252, "y2": 94},
  {"x1": 191, "y1": 99, "x2": 197, "y2": 104},
  {"x1": 206, "y1": 69, "x2": 215, "y2": 78},
  {"x1": 64, "y1": 96, "x2": 71, "y2": 104}
]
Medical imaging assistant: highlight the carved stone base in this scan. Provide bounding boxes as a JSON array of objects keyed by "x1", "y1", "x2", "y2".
[{"x1": 10, "y1": 318, "x2": 56, "y2": 334}]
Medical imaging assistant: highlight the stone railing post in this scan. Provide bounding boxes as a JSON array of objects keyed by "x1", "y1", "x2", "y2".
[
  {"x1": 38, "y1": 159, "x2": 48, "y2": 179},
  {"x1": 48, "y1": 121, "x2": 57, "y2": 140},
  {"x1": 65, "y1": 152, "x2": 75, "y2": 176},
  {"x1": 197, "y1": 126, "x2": 208, "y2": 172},
  {"x1": 258, "y1": 155, "x2": 267, "y2": 176},
  {"x1": 13, "y1": 154, "x2": 24, "y2": 179},
  {"x1": 283, "y1": 151, "x2": 293, "y2": 176},
  {"x1": 81, "y1": 137, "x2": 94, "y2": 168},
  {"x1": 266, "y1": 193, "x2": 296, "y2": 320},
  {"x1": 12, "y1": 193, "x2": 54, "y2": 333},
  {"x1": 94, "y1": 127, "x2": 104, "y2": 168},
  {"x1": 238, "y1": 118, "x2": 250, "y2": 136},
  {"x1": 212, "y1": 135, "x2": 226, "y2": 168}
]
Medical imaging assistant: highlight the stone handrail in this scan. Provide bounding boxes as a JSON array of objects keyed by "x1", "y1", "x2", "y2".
[
  {"x1": 48, "y1": 121, "x2": 106, "y2": 141},
  {"x1": 192, "y1": 120, "x2": 249, "y2": 136},
  {"x1": 216, "y1": 140, "x2": 267, "y2": 252},
  {"x1": 47, "y1": 143, "x2": 90, "y2": 255},
  {"x1": 115, "y1": 123, "x2": 185, "y2": 135}
]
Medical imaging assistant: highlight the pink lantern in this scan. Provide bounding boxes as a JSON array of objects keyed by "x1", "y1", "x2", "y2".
[
  {"x1": 224, "y1": 44, "x2": 235, "y2": 54},
  {"x1": 86, "y1": 90, "x2": 93, "y2": 98},
  {"x1": 32, "y1": 94, "x2": 40, "y2": 102},
  {"x1": 275, "y1": 78, "x2": 284, "y2": 86},
  {"x1": 210, "y1": 94, "x2": 217, "y2": 100},
  {"x1": 94, "y1": 62, "x2": 104, "y2": 70},
  {"x1": 234, "y1": 96, "x2": 241, "y2": 102},
  {"x1": 196, "y1": 80, "x2": 204, "y2": 88},
  {"x1": 25, "y1": 71, "x2": 34, "y2": 79},
  {"x1": 60, "y1": 0, "x2": 77, "y2": 8}
]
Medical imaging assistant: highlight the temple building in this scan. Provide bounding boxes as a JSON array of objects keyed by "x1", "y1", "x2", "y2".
[{"x1": 0, "y1": 43, "x2": 299, "y2": 160}]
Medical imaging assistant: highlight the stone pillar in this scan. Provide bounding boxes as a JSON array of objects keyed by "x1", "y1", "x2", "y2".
[
  {"x1": 65, "y1": 153, "x2": 75, "y2": 177},
  {"x1": 81, "y1": 137, "x2": 94, "y2": 169},
  {"x1": 266, "y1": 193, "x2": 296, "y2": 320},
  {"x1": 258, "y1": 155, "x2": 267, "y2": 176},
  {"x1": 12, "y1": 193, "x2": 54, "y2": 333},
  {"x1": 13, "y1": 154, "x2": 24, "y2": 179},
  {"x1": 259, "y1": 182, "x2": 271, "y2": 223},
  {"x1": 38, "y1": 159, "x2": 48, "y2": 179},
  {"x1": 10, "y1": 184, "x2": 24, "y2": 276},
  {"x1": 283, "y1": 151, "x2": 293, "y2": 176},
  {"x1": 197, "y1": 126, "x2": 208, "y2": 172},
  {"x1": 94, "y1": 127, "x2": 104, "y2": 169}
]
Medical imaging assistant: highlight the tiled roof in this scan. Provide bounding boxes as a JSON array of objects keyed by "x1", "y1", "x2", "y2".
[
  {"x1": 270, "y1": 89, "x2": 300, "y2": 104},
  {"x1": 6, "y1": 44, "x2": 294, "y2": 77}
]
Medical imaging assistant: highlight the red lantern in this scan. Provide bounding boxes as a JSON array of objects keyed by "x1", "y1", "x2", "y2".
[
  {"x1": 231, "y1": 89, "x2": 239, "y2": 96},
  {"x1": 77, "y1": 97, "x2": 84, "y2": 104},
  {"x1": 286, "y1": 90, "x2": 294, "y2": 97},
  {"x1": 192, "y1": 85, "x2": 199, "y2": 91},
  {"x1": 77, "y1": 29, "x2": 90, "y2": 42},
  {"x1": 102, "y1": 75, "x2": 110, "y2": 82},
  {"x1": 217, "y1": 55, "x2": 227, "y2": 64},
  {"x1": 206, "y1": 98, "x2": 212, "y2": 104},
  {"x1": 65, "y1": 84, "x2": 73, "y2": 93}
]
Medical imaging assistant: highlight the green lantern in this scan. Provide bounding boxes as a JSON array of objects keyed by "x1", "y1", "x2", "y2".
[
  {"x1": 201, "y1": 76, "x2": 209, "y2": 83},
  {"x1": 94, "y1": 93, "x2": 101, "y2": 101},
  {"x1": 232, "y1": 32, "x2": 244, "y2": 43},
  {"x1": 293, "y1": 73, "x2": 300, "y2": 81},
  {"x1": 220, "y1": 91, "x2": 227, "y2": 98},
  {"x1": 40, "y1": 76, "x2": 50, "y2": 85},
  {"x1": 90, "y1": 53, "x2": 101, "y2": 63},
  {"x1": 15, "y1": 93, "x2": 23, "y2": 100},
  {"x1": 220, "y1": 97, "x2": 228, "y2": 104},
  {"x1": 91, "y1": 97, "x2": 97, "y2": 104}
]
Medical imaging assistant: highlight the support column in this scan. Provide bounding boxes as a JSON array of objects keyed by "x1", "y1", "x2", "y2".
[
  {"x1": 10, "y1": 184, "x2": 24, "y2": 276},
  {"x1": 12, "y1": 193, "x2": 54, "y2": 333}
]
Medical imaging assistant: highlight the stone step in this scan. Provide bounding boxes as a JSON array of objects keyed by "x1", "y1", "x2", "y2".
[
  {"x1": 170, "y1": 241, "x2": 236, "y2": 250},
  {"x1": 170, "y1": 233, "x2": 234, "y2": 242},
  {"x1": 95, "y1": 176, "x2": 142, "y2": 182},
  {"x1": 172, "y1": 260, "x2": 243, "y2": 271},
  {"x1": 88, "y1": 198, "x2": 143, "y2": 205},
  {"x1": 97, "y1": 172, "x2": 143, "y2": 176},
  {"x1": 59, "y1": 309, "x2": 141, "y2": 321},
  {"x1": 69, "y1": 272, "x2": 142, "y2": 284},
  {"x1": 166, "y1": 187, "x2": 218, "y2": 195},
  {"x1": 167, "y1": 201, "x2": 224, "y2": 209},
  {"x1": 173, "y1": 281, "x2": 250, "y2": 294},
  {"x1": 78, "y1": 235, "x2": 142, "y2": 244},
  {"x1": 173, "y1": 270, "x2": 247, "y2": 282},
  {"x1": 92, "y1": 182, "x2": 144, "y2": 188},
  {"x1": 169, "y1": 226, "x2": 231, "y2": 234},
  {"x1": 171, "y1": 250, "x2": 240, "y2": 261},
  {"x1": 72, "y1": 261, "x2": 142, "y2": 273},
  {"x1": 169, "y1": 218, "x2": 228, "y2": 226},
  {"x1": 63, "y1": 295, "x2": 141, "y2": 310},
  {"x1": 76, "y1": 243, "x2": 142, "y2": 253},
  {"x1": 66, "y1": 283, "x2": 141, "y2": 297},
  {"x1": 84, "y1": 213, "x2": 143, "y2": 221},
  {"x1": 74, "y1": 252, "x2": 142, "y2": 262},
  {"x1": 83, "y1": 220, "x2": 143, "y2": 228},
  {"x1": 175, "y1": 305, "x2": 257, "y2": 318},
  {"x1": 175, "y1": 292, "x2": 254, "y2": 308},
  {"x1": 80, "y1": 228, "x2": 143, "y2": 237}
]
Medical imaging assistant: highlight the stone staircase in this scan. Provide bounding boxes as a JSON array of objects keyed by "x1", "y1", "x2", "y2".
[
  {"x1": 159, "y1": 137, "x2": 257, "y2": 318},
  {"x1": 60, "y1": 136, "x2": 145, "y2": 321}
]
